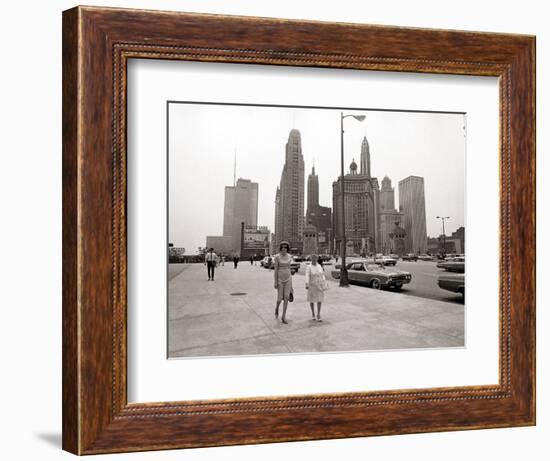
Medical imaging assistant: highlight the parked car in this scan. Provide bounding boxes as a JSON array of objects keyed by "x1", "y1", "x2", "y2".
[
  {"x1": 290, "y1": 258, "x2": 300, "y2": 274},
  {"x1": 376, "y1": 255, "x2": 398, "y2": 266},
  {"x1": 417, "y1": 254, "x2": 433, "y2": 261},
  {"x1": 262, "y1": 256, "x2": 299, "y2": 273},
  {"x1": 389, "y1": 254, "x2": 399, "y2": 260},
  {"x1": 437, "y1": 257, "x2": 465, "y2": 273},
  {"x1": 438, "y1": 272, "x2": 465, "y2": 298},
  {"x1": 293, "y1": 255, "x2": 305, "y2": 263},
  {"x1": 402, "y1": 253, "x2": 418, "y2": 261},
  {"x1": 331, "y1": 262, "x2": 412, "y2": 289},
  {"x1": 436, "y1": 256, "x2": 456, "y2": 268},
  {"x1": 320, "y1": 257, "x2": 333, "y2": 265},
  {"x1": 334, "y1": 258, "x2": 368, "y2": 270},
  {"x1": 261, "y1": 256, "x2": 273, "y2": 269}
]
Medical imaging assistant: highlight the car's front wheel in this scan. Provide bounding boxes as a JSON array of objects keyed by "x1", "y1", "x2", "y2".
[{"x1": 370, "y1": 279, "x2": 381, "y2": 289}]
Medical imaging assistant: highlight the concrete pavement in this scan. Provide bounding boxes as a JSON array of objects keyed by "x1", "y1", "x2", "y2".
[{"x1": 168, "y1": 262, "x2": 464, "y2": 358}]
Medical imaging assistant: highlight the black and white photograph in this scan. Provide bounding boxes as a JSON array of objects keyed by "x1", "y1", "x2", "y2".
[{"x1": 168, "y1": 102, "x2": 466, "y2": 359}]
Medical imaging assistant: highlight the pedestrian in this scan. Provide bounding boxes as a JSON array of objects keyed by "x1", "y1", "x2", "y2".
[
  {"x1": 305, "y1": 254, "x2": 327, "y2": 322},
  {"x1": 204, "y1": 247, "x2": 217, "y2": 281},
  {"x1": 250, "y1": 255, "x2": 254, "y2": 265},
  {"x1": 233, "y1": 254, "x2": 239, "y2": 269},
  {"x1": 274, "y1": 241, "x2": 293, "y2": 324},
  {"x1": 220, "y1": 255, "x2": 225, "y2": 266}
]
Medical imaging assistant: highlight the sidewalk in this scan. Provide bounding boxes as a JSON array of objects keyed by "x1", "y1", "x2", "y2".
[{"x1": 168, "y1": 262, "x2": 464, "y2": 358}]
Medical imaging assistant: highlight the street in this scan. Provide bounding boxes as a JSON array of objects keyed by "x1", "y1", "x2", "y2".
[
  {"x1": 168, "y1": 261, "x2": 464, "y2": 358},
  {"x1": 323, "y1": 259, "x2": 464, "y2": 304}
]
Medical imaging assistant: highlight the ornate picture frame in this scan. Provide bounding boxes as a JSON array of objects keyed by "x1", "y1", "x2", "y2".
[{"x1": 62, "y1": 6, "x2": 535, "y2": 454}]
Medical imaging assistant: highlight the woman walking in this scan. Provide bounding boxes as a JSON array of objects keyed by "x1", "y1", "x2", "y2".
[
  {"x1": 305, "y1": 254, "x2": 326, "y2": 322},
  {"x1": 274, "y1": 241, "x2": 293, "y2": 324}
]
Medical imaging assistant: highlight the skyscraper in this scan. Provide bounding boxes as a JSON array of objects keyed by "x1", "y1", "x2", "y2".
[
  {"x1": 398, "y1": 175, "x2": 428, "y2": 254},
  {"x1": 360, "y1": 136, "x2": 371, "y2": 177},
  {"x1": 380, "y1": 175, "x2": 395, "y2": 211},
  {"x1": 223, "y1": 178, "x2": 259, "y2": 254},
  {"x1": 307, "y1": 165, "x2": 319, "y2": 212},
  {"x1": 306, "y1": 165, "x2": 332, "y2": 254},
  {"x1": 273, "y1": 186, "x2": 281, "y2": 254},
  {"x1": 274, "y1": 129, "x2": 305, "y2": 252},
  {"x1": 379, "y1": 176, "x2": 404, "y2": 254},
  {"x1": 333, "y1": 159, "x2": 378, "y2": 255}
]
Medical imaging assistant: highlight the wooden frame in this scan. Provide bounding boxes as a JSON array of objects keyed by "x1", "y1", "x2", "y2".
[{"x1": 62, "y1": 5, "x2": 535, "y2": 455}]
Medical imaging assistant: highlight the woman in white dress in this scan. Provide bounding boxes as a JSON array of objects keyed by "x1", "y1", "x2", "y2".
[{"x1": 305, "y1": 254, "x2": 326, "y2": 322}]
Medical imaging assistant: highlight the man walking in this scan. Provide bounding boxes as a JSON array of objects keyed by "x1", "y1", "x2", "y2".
[
  {"x1": 233, "y1": 254, "x2": 239, "y2": 269},
  {"x1": 205, "y1": 248, "x2": 217, "y2": 281}
]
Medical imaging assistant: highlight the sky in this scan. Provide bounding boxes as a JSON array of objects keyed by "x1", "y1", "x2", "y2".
[{"x1": 168, "y1": 103, "x2": 465, "y2": 253}]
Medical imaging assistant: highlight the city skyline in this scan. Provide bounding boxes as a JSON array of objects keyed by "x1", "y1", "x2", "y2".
[{"x1": 169, "y1": 103, "x2": 465, "y2": 252}]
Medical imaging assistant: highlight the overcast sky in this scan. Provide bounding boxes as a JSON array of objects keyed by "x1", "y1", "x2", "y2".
[{"x1": 169, "y1": 103, "x2": 465, "y2": 253}]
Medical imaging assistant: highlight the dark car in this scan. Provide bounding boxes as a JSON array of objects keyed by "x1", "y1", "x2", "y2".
[
  {"x1": 417, "y1": 254, "x2": 433, "y2": 261},
  {"x1": 438, "y1": 272, "x2": 465, "y2": 298},
  {"x1": 402, "y1": 253, "x2": 418, "y2": 261},
  {"x1": 376, "y1": 255, "x2": 397, "y2": 266},
  {"x1": 261, "y1": 256, "x2": 273, "y2": 268},
  {"x1": 334, "y1": 258, "x2": 368, "y2": 270},
  {"x1": 437, "y1": 257, "x2": 465, "y2": 273},
  {"x1": 331, "y1": 262, "x2": 412, "y2": 290},
  {"x1": 262, "y1": 256, "x2": 299, "y2": 274},
  {"x1": 290, "y1": 258, "x2": 300, "y2": 274}
]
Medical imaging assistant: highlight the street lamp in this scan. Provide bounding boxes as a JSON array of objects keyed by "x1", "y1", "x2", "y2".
[
  {"x1": 436, "y1": 216, "x2": 450, "y2": 257},
  {"x1": 339, "y1": 112, "x2": 366, "y2": 287}
]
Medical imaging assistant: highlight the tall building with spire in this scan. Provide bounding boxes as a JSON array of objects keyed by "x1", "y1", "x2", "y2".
[
  {"x1": 333, "y1": 157, "x2": 379, "y2": 255},
  {"x1": 274, "y1": 129, "x2": 305, "y2": 252},
  {"x1": 306, "y1": 165, "x2": 332, "y2": 254},
  {"x1": 332, "y1": 133, "x2": 387, "y2": 256},
  {"x1": 398, "y1": 175, "x2": 428, "y2": 254},
  {"x1": 360, "y1": 136, "x2": 371, "y2": 177},
  {"x1": 307, "y1": 165, "x2": 319, "y2": 212},
  {"x1": 379, "y1": 176, "x2": 404, "y2": 254}
]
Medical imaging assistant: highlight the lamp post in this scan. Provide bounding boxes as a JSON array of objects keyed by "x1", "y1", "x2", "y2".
[
  {"x1": 339, "y1": 112, "x2": 366, "y2": 287},
  {"x1": 436, "y1": 216, "x2": 450, "y2": 257}
]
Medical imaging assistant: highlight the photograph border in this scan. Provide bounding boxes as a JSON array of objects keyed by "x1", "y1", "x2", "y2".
[
  {"x1": 165, "y1": 99, "x2": 467, "y2": 361},
  {"x1": 62, "y1": 6, "x2": 535, "y2": 454}
]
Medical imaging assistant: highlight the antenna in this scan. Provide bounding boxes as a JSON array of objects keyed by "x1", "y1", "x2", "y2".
[{"x1": 233, "y1": 147, "x2": 236, "y2": 187}]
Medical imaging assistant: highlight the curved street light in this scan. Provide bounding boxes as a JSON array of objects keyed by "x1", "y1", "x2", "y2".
[{"x1": 339, "y1": 112, "x2": 366, "y2": 287}]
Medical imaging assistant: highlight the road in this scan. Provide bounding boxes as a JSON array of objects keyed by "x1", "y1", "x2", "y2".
[{"x1": 321, "y1": 259, "x2": 463, "y2": 304}]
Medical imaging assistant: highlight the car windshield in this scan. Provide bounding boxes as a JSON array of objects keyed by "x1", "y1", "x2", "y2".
[
  {"x1": 349, "y1": 263, "x2": 365, "y2": 271},
  {"x1": 367, "y1": 264, "x2": 384, "y2": 271}
]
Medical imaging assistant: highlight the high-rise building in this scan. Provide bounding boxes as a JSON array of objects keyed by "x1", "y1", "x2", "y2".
[
  {"x1": 398, "y1": 175, "x2": 428, "y2": 254},
  {"x1": 307, "y1": 165, "x2": 319, "y2": 212},
  {"x1": 360, "y1": 136, "x2": 371, "y2": 177},
  {"x1": 273, "y1": 186, "x2": 281, "y2": 252},
  {"x1": 378, "y1": 176, "x2": 404, "y2": 253},
  {"x1": 274, "y1": 129, "x2": 305, "y2": 252},
  {"x1": 332, "y1": 159, "x2": 378, "y2": 255},
  {"x1": 380, "y1": 176, "x2": 395, "y2": 211},
  {"x1": 223, "y1": 178, "x2": 258, "y2": 254},
  {"x1": 306, "y1": 165, "x2": 332, "y2": 254}
]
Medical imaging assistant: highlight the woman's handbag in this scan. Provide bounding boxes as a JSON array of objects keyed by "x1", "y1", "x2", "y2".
[
  {"x1": 320, "y1": 279, "x2": 330, "y2": 292},
  {"x1": 289, "y1": 290, "x2": 294, "y2": 302}
]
